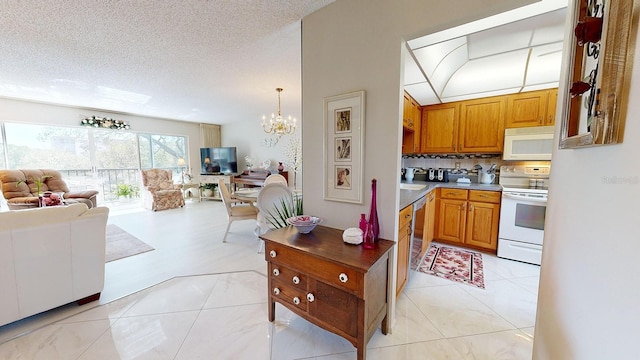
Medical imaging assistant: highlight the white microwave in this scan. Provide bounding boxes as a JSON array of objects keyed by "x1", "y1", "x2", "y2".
[{"x1": 503, "y1": 126, "x2": 555, "y2": 161}]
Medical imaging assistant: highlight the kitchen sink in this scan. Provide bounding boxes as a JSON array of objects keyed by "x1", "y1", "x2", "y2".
[{"x1": 399, "y1": 183, "x2": 427, "y2": 191}]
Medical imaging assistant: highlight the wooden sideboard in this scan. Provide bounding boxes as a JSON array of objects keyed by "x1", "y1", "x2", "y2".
[{"x1": 260, "y1": 225, "x2": 394, "y2": 360}]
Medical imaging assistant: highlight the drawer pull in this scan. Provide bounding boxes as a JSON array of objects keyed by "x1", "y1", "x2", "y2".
[
  {"x1": 306, "y1": 293, "x2": 315, "y2": 302},
  {"x1": 273, "y1": 287, "x2": 280, "y2": 295},
  {"x1": 293, "y1": 296, "x2": 300, "y2": 305},
  {"x1": 272, "y1": 269, "x2": 280, "y2": 276},
  {"x1": 292, "y1": 276, "x2": 300, "y2": 284},
  {"x1": 269, "y1": 250, "x2": 277, "y2": 258},
  {"x1": 339, "y1": 273, "x2": 349, "y2": 283}
]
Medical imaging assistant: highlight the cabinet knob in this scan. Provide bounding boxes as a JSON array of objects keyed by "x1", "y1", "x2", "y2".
[
  {"x1": 273, "y1": 287, "x2": 280, "y2": 295},
  {"x1": 469, "y1": 205, "x2": 474, "y2": 211},
  {"x1": 293, "y1": 296, "x2": 301, "y2": 305},
  {"x1": 269, "y1": 250, "x2": 277, "y2": 258},
  {"x1": 292, "y1": 276, "x2": 300, "y2": 284},
  {"x1": 339, "y1": 273, "x2": 349, "y2": 283},
  {"x1": 272, "y1": 268, "x2": 280, "y2": 276},
  {"x1": 306, "y1": 293, "x2": 315, "y2": 302}
]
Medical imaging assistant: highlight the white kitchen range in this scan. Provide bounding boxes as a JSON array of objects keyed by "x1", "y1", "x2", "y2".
[{"x1": 498, "y1": 164, "x2": 550, "y2": 265}]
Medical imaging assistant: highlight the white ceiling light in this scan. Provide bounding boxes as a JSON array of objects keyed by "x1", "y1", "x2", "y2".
[{"x1": 405, "y1": 1, "x2": 568, "y2": 106}]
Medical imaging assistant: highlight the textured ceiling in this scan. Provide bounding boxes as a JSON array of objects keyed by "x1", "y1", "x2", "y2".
[{"x1": 0, "y1": 0, "x2": 334, "y2": 124}]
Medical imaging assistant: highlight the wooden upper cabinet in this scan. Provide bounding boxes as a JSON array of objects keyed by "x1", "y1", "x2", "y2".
[
  {"x1": 546, "y1": 88, "x2": 558, "y2": 126},
  {"x1": 421, "y1": 103, "x2": 459, "y2": 153},
  {"x1": 506, "y1": 88, "x2": 558, "y2": 128},
  {"x1": 410, "y1": 97, "x2": 421, "y2": 152},
  {"x1": 402, "y1": 92, "x2": 422, "y2": 154},
  {"x1": 458, "y1": 96, "x2": 505, "y2": 153}
]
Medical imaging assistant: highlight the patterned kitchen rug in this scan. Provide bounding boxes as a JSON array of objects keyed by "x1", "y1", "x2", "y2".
[{"x1": 414, "y1": 243, "x2": 485, "y2": 289}]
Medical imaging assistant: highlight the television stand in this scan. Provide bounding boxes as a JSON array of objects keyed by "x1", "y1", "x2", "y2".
[{"x1": 199, "y1": 174, "x2": 233, "y2": 201}]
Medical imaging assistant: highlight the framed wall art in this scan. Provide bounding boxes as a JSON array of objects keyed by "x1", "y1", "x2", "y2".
[
  {"x1": 324, "y1": 90, "x2": 365, "y2": 203},
  {"x1": 560, "y1": 0, "x2": 636, "y2": 148}
]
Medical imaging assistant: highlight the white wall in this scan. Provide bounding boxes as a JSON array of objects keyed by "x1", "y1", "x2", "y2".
[
  {"x1": 533, "y1": 3, "x2": 640, "y2": 359},
  {"x1": 0, "y1": 98, "x2": 202, "y2": 180},
  {"x1": 301, "y1": 0, "x2": 535, "y2": 326}
]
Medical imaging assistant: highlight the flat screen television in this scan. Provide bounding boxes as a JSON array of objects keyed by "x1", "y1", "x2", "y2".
[{"x1": 200, "y1": 147, "x2": 238, "y2": 175}]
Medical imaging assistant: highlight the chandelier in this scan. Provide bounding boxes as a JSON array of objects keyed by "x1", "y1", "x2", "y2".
[{"x1": 261, "y1": 88, "x2": 296, "y2": 137}]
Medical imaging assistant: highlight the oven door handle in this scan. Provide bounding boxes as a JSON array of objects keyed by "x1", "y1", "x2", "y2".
[{"x1": 503, "y1": 193, "x2": 547, "y2": 203}]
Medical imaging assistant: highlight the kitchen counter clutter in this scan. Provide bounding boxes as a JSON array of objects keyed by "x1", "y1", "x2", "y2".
[{"x1": 399, "y1": 180, "x2": 501, "y2": 209}]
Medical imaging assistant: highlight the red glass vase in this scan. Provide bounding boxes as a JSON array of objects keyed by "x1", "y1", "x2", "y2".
[
  {"x1": 363, "y1": 221, "x2": 375, "y2": 249},
  {"x1": 368, "y1": 179, "x2": 379, "y2": 241}
]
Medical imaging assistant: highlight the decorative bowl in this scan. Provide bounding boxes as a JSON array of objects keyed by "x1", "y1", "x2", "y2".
[{"x1": 287, "y1": 216, "x2": 322, "y2": 234}]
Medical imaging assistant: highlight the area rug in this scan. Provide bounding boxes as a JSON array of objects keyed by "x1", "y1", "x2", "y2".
[
  {"x1": 414, "y1": 243, "x2": 485, "y2": 289},
  {"x1": 105, "y1": 224, "x2": 154, "y2": 263}
]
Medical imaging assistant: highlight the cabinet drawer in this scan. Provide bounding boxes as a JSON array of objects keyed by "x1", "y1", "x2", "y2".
[
  {"x1": 468, "y1": 190, "x2": 501, "y2": 204},
  {"x1": 270, "y1": 263, "x2": 308, "y2": 290},
  {"x1": 399, "y1": 205, "x2": 413, "y2": 229},
  {"x1": 266, "y1": 243, "x2": 361, "y2": 295},
  {"x1": 439, "y1": 188, "x2": 468, "y2": 200},
  {"x1": 271, "y1": 278, "x2": 308, "y2": 311}
]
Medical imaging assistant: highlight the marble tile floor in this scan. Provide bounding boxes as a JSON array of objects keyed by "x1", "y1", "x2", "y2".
[{"x1": 0, "y1": 200, "x2": 541, "y2": 359}]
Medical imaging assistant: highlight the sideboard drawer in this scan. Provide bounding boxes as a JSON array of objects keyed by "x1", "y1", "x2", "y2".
[
  {"x1": 271, "y1": 278, "x2": 308, "y2": 312},
  {"x1": 270, "y1": 263, "x2": 308, "y2": 290},
  {"x1": 266, "y1": 242, "x2": 360, "y2": 295}
]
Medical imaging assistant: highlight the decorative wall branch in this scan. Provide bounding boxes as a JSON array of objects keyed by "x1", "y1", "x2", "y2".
[{"x1": 81, "y1": 116, "x2": 131, "y2": 130}]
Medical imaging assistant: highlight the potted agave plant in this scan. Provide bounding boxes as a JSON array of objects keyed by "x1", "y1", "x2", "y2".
[{"x1": 265, "y1": 196, "x2": 303, "y2": 229}]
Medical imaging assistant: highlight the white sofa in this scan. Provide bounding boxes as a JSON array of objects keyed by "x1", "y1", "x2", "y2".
[{"x1": 0, "y1": 203, "x2": 109, "y2": 327}]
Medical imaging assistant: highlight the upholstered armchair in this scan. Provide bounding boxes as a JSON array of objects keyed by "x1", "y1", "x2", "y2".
[
  {"x1": 0, "y1": 169, "x2": 98, "y2": 210},
  {"x1": 141, "y1": 169, "x2": 185, "y2": 211}
]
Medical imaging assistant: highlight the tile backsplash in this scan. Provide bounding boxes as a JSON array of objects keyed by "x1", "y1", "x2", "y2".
[{"x1": 402, "y1": 154, "x2": 505, "y2": 175}]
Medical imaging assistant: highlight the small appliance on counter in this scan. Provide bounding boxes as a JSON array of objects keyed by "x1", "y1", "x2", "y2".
[{"x1": 426, "y1": 168, "x2": 449, "y2": 182}]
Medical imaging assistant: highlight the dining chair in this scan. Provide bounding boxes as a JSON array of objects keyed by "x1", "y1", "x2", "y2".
[
  {"x1": 264, "y1": 173, "x2": 287, "y2": 185},
  {"x1": 256, "y1": 183, "x2": 294, "y2": 253},
  {"x1": 217, "y1": 179, "x2": 258, "y2": 243}
]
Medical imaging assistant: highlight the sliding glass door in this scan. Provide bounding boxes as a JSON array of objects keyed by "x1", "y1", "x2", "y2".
[{"x1": 2, "y1": 122, "x2": 187, "y2": 204}]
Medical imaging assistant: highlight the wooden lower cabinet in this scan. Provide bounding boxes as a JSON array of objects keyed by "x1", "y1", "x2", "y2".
[
  {"x1": 466, "y1": 201, "x2": 500, "y2": 250},
  {"x1": 435, "y1": 188, "x2": 501, "y2": 252},
  {"x1": 396, "y1": 204, "x2": 413, "y2": 297},
  {"x1": 436, "y1": 198, "x2": 467, "y2": 244},
  {"x1": 261, "y1": 226, "x2": 394, "y2": 360},
  {"x1": 423, "y1": 190, "x2": 436, "y2": 253}
]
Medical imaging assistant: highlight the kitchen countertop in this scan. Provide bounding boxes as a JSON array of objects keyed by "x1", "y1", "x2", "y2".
[{"x1": 399, "y1": 181, "x2": 502, "y2": 209}]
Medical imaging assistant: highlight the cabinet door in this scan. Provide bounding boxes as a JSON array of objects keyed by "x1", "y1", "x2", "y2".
[
  {"x1": 396, "y1": 222, "x2": 410, "y2": 297},
  {"x1": 465, "y1": 201, "x2": 500, "y2": 250},
  {"x1": 425, "y1": 190, "x2": 436, "y2": 246},
  {"x1": 422, "y1": 190, "x2": 436, "y2": 254},
  {"x1": 308, "y1": 278, "x2": 358, "y2": 337},
  {"x1": 458, "y1": 97, "x2": 505, "y2": 153},
  {"x1": 505, "y1": 90, "x2": 549, "y2": 128},
  {"x1": 396, "y1": 205, "x2": 412, "y2": 297},
  {"x1": 436, "y1": 199, "x2": 466, "y2": 243},
  {"x1": 421, "y1": 103, "x2": 459, "y2": 153},
  {"x1": 546, "y1": 88, "x2": 558, "y2": 126},
  {"x1": 411, "y1": 98, "x2": 422, "y2": 152}
]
